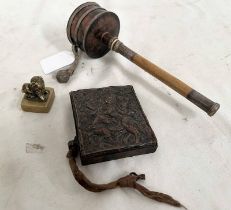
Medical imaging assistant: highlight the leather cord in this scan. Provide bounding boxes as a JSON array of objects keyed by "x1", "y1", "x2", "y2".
[{"x1": 67, "y1": 147, "x2": 186, "y2": 209}]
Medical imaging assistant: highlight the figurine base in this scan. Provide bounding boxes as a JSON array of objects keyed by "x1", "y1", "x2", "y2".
[{"x1": 21, "y1": 87, "x2": 55, "y2": 113}]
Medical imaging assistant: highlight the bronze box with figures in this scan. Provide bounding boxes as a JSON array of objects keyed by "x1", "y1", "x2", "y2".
[{"x1": 69, "y1": 85, "x2": 157, "y2": 165}]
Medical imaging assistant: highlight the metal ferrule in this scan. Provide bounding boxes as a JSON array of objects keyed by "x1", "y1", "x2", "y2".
[{"x1": 186, "y1": 90, "x2": 220, "y2": 116}]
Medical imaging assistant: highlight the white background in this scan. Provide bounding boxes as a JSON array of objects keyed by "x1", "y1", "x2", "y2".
[{"x1": 0, "y1": 0, "x2": 231, "y2": 209}]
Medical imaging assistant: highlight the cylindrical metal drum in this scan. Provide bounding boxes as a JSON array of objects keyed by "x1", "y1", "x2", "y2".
[{"x1": 67, "y1": 2, "x2": 120, "y2": 58}]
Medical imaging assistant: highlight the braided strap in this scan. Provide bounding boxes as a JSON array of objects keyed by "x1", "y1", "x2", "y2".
[{"x1": 67, "y1": 148, "x2": 186, "y2": 209}]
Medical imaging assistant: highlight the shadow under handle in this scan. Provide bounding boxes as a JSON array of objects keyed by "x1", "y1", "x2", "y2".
[{"x1": 110, "y1": 39, "x2": 220, "y2": 116}]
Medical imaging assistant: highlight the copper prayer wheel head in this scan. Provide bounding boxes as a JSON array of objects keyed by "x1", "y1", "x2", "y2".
[{"x1": 67, "y1": 2, "x2": 120, "y2": 58}]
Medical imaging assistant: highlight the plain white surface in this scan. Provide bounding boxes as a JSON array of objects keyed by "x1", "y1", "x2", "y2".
[
  {"x1": 0, "y1": 0, "x2": 231, "y2": 210},
  {"x1": 40, "y1": 51, "x2": 74, "y2": 74}
]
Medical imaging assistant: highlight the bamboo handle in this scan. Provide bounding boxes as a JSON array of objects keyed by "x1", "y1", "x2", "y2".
[
  {"x1": 131, "y1": 54, "x2": 220, "y2": 116},
  {"x1": 132, "y1": 54, "x2": 192, "y2": 97},
  {"x1": 102, "y1": 34, "x2": 220, "y2": 116}
]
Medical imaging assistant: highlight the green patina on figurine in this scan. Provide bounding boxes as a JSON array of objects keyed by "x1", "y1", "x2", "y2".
[{"x1": 21, "y1": 76, "x2": 55, "y2": 113}]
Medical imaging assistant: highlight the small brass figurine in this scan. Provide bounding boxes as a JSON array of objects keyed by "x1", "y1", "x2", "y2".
[{"x1": 21, "y1": 76, "x2": 55, "y2": 113}]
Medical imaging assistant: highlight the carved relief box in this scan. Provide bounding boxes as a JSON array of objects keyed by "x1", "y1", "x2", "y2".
[{"x1": 70, "y1": 85, "x2": 157, "y2": 165}]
